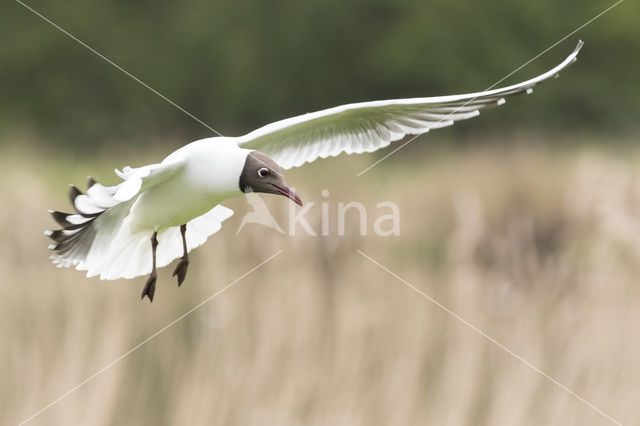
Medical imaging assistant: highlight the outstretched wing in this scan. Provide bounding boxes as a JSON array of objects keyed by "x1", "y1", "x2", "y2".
[
  {"x1": 237, "y1": 41, "x2": 583, "y2": 169},
  {"x1": 46, "y1": 160, "x2": 185, "y2": 270}
]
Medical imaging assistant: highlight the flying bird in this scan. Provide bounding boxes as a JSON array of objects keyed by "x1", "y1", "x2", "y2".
[{"x1": 46, "y1": 41, "x2": 583, "y2": 302}]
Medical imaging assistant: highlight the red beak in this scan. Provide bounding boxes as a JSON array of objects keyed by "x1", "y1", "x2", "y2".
[{"x1": 272, "y1": 184, "x2": 303, "y2": 206}]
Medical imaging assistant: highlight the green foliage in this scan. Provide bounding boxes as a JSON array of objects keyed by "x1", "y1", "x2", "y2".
[{"x1": 2, "y1": 0, "x2": 638, "y2": 149}]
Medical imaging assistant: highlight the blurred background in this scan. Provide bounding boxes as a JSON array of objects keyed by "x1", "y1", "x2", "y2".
[{"x1": 2, "y1": 0, "x2": 640, "y2": 424}]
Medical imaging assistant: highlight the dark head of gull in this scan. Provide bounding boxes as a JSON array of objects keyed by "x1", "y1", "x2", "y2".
[{"x1": 238, "y1": 151, "x2": 303, "y2": 206}]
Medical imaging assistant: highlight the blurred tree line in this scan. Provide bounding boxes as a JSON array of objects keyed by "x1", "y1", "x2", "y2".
[{"x1": 2, "y1": 0, "x2": 638, "y2": 151}]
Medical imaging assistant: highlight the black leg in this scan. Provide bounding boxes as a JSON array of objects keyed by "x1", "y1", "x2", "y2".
[
  {"x1": 172, "y1": 224, "x2": 189, "y2": 286},
  {"x1": 141, "y1": 232, "x2": 158, "y2": 302}
]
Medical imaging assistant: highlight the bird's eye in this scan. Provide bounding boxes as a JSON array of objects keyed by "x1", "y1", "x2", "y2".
[{"x1": 258, "y1": 167, "x2": 270, "y2": 178}]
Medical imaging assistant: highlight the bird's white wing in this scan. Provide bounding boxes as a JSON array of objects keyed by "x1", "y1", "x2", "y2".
[
  {"x1": 47, "y1": 159, "x2": 185, "y2": 271},
  {"x1": 113, "y1": 159, "x2": 185, "y2": 202},
  {"x1": 238, "y1": 41, "x2": 583, "y2": 169}
]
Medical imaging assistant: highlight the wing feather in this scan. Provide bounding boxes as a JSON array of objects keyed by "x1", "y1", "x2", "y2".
[
  {"x1": 238, "y1": 41, "x2": 583, "y2": 169},
  {"x1": 47, "y1": 160, "x2": 185, "y2": 270}
]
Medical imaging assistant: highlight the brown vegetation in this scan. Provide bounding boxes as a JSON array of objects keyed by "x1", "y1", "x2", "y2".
[{"x1": 2, "y1": 138, "x2": 638, "y2": 425}]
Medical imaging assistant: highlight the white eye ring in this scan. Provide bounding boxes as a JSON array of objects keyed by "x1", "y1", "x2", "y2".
[{"x1": 258, "y1": 167, "x2": 270, "y2": 178}]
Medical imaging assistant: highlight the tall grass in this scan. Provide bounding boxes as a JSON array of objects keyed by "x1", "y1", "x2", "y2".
[{"x1": 2, "y1": 137, "x2": 638, "y2": 425}]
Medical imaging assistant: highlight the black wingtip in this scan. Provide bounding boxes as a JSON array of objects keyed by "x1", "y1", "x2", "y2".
[
  {"x1": 50, "y1": 210, "x2": 73, "y2": 228},
  {"x1": 69, "y1": 185, "x2": 82, "y2": 205},
  {"x1": 87, "y1": 176, "x2": 97, "y2": 189},
  {"x1": 46, "y1": 229, "x2": 68, "y2": 243}
]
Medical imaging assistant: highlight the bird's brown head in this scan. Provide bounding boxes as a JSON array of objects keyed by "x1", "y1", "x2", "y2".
[{"x1": 239, "y1": 151, "x2": 303, "y2": 206}]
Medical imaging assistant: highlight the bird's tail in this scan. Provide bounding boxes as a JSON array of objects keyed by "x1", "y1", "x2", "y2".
[{"x1": 46, "y1": 177, "x2": 233, "y2": 280}]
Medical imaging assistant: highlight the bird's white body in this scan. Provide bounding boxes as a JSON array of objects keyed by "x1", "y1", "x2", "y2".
[
  {"x1": 47, "y1": 41, "x2": 584, "y2": 283},
  {"x1": 49, "y1": 138, "x2": 252, "y2": 280},
  {"x1": 128, "y1": 138, "x2": 250, "y2": 232}
]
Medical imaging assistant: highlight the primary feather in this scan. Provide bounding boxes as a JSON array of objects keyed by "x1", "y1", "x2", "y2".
[{"x1": 238, "y1": 41, "x2": 583, "y2": 169}]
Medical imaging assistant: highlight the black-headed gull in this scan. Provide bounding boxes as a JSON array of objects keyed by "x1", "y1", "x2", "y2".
[{"x1": 46, "y1": 41, "x2": 583, "y2": 302}]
